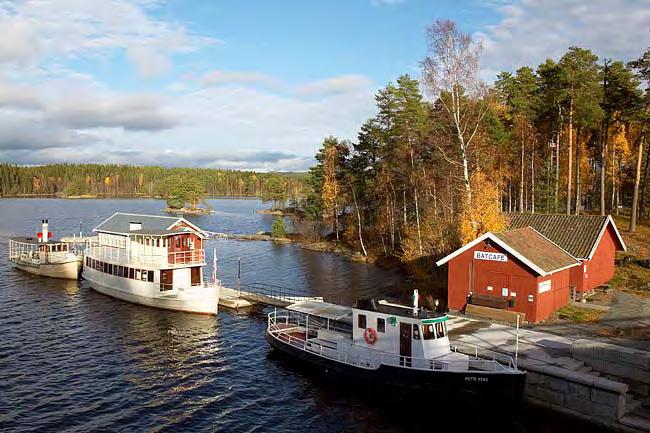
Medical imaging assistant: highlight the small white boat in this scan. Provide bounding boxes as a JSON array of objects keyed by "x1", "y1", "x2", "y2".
[
  {"x1": 82, "y1": 213, "x2": 221, "y2": 315},
  {"x1": 9, "y1": 220, "x2": 82, "y2": 280}
]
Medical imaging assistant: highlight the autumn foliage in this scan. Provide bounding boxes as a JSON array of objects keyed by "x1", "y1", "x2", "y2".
[{"x1": 459, "y1": 172, "x2": 507, "y2": 244}]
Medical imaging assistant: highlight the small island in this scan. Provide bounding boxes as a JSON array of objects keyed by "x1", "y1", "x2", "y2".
[{"x1": 159, "y1": 175, "x2": 214, "y2": 215}]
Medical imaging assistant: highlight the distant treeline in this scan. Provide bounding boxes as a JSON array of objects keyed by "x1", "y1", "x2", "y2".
[{"x1": 0, "y1": 163, "x2": 308, "y2": 200}]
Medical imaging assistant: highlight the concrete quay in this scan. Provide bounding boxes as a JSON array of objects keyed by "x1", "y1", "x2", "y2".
[{"x1": 447, "y1": 314, "x2": 650, "y2": 432}]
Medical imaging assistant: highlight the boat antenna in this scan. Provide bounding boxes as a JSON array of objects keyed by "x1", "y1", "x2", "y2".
[{"x1": 412, "y1": 289, "x2": 419, "y2": 315}]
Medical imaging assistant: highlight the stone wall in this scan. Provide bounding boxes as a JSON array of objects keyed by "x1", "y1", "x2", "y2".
[
  {"x1": 518, "y1": 358, "x2": 629, "y2": 424},
  {"x1": 572, "y1": 339, "x2": 650, "y2": 386}
]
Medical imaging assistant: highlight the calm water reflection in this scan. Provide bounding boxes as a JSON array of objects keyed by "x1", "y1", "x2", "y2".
[{"x1": 0, "y1": 199, "x2": 604, "y2": 432}]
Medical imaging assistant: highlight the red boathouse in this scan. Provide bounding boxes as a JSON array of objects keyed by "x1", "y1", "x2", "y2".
[{"x1": 436, "y1": 214, "x2": 626, "y2": 323}]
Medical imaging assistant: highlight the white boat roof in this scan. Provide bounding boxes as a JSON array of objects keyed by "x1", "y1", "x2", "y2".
[{"x1": 286, "y1": 300, "x2": 352, "y2": 320}]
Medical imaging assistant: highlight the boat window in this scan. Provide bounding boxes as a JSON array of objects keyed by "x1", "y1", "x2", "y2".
[
  {"x1": 435, "y1": 322, "x2": 445, "y2": 339},
  {"x1": 135, "y1": 270, "x2": 141, "y2": 280},
  {"x1": 413, "y1": 324, "x2": 421, "y2": 340},
  {"x1": 129, "y1": 268, "x2": 135, "y2": 279},
  {"x1": 141, "y1": 270, "x2": 148, "y2": 281},
  {"x1": 176, "y1": 237, "x2": 181, "y2": 248},
  {"x1": 422, "y1": 324, "x2": 436, "y2": 340},
  {"x1": 377, "y1": 318, "x2": 386, "y2": 333},
  {"x1": 358, "y1": 314, "x2": 366, "y2": 329},
  {"x1": 147, "y1": 271, "x2": 154, "y2": 283}
]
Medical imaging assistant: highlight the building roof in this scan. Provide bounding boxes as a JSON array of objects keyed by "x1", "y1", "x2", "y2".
[
  {"x1": 436, "y1": 227, "x2": 581, "y2": 276},
  {"x1": 507, "y1": 213, "x2": 626, "y2": 259},
  {"x1": 93, "y1": 213, "x2": 205, "y2": 237},
  {"x1": 494, "y1": 227, "x2": 579, "y2": 274}
]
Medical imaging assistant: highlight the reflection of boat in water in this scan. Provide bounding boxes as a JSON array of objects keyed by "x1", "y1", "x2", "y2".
[
  {"x1": 9, "y1": 219, "x2": 82, "y2": 280},
  {"x1": 266, "y1": 295, "x2": 526, "y2": 408},
  {"x1": 83, "y1": 213, "x2": 221, "y2": 315}
]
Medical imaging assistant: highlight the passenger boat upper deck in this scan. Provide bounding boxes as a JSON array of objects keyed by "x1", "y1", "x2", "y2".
[{"x1": 83, "y1": 213, "x2": 221, "y2": 314}]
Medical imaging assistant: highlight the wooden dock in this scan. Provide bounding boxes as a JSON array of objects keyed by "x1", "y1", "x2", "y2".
[{"x1": 218, "y1": 283, "x2": 322, "y2": 310}]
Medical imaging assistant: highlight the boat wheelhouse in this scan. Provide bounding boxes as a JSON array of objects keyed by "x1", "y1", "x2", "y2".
[
  {"x1": 82, "y1": 213, "x2": 220, "y2": 314},
  {"x1": 267, "y1": 297, "x2": 525, "y2": 406},
  {"x1": 9, "y1": 219, "x2": 82, "y2": 279}
]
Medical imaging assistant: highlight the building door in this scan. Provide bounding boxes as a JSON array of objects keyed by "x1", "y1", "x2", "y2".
[
  {"x1": 160, "y1": 269, "x2": 173, "y2": 291},
  {"x1": 399, "y1": 322, "x2": 412, "y2": 367}
]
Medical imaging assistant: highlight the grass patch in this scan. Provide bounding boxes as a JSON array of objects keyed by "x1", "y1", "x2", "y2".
[
  {"x1": 555, "y1": 305, "x2": 605, "y2": 323},
  {"x1": 609, "y1": 263, "x2": 650, "y2": 294}
]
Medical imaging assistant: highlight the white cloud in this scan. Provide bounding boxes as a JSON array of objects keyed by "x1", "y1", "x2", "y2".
[
  {"x1": 294, "y1": 74, "x2": 374, "y2": 97},
  {"x1": 0, "y1": 1, "x2": 378, "y2": 171},
  {"x1": 0, "y1": 0, "x2": 219, "y2": 76},
  {"x1": 477, "y1": 0, "x2": 650, "y2": 79},
  {"x1": 201, "y1": 70, "x2": 278, "y2": 88}
]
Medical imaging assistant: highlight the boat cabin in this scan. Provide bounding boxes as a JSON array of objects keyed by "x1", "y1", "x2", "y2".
[
  {"x1": 283, "y1": 298, "x2": 459, "y2": 369},
  {"x1": 86, "y1": 213, "x2": 209, "y2": 293},
  {"x1": 9, "y1": 220, "x2": 74, "y2": 264}
]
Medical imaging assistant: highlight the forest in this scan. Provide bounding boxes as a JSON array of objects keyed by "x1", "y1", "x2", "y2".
[
  {"x1": 304, "y1": 20, "x2": 650, "y2": 263},
  {"x1": 0, "y1": 163, "x2": 307, "y2": 202}
]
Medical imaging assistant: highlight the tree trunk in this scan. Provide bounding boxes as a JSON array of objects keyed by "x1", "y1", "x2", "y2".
[
  {"x1": 351, "y1": 187, "x2": 367, "y2": 256},
  {"x1": 611, "y1": 128, "x2": 616, "y2": 212},
  {"x1": 555, "y1": 126, "x2": 561, "y2": 212},
  {"x1": 567, "y1": 100, "x2": 573, "y2": 214},
  {"x1": 601, "y1": 64, "x2": 609, "y2": 216},
  {"x1": 575, "y1": 128, "x2": 582, "y2": 214},
  {"x1": 508, "y1": 182, "x2": 512, "y2": 212},
  {"x1": 640, "y1": 137, "x2": 650, "y2": 216},
  {"x1": 519, "y1": 128, "x2": 525, "y2": 213},
  {"x1": 531, "y1": 148, "x2": 535, "y2": 213}
]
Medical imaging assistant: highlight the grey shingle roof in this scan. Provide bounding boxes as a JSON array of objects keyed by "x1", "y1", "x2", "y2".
[
  {"x1": 506, "y1": 213, "x2": 610, "y2": 259},
  {"x1": 494, "y1": 227, "x2": 579, "y2": 274},
  {"x1": 94, "y1": 213, "x2": 183, "y2": 235}
]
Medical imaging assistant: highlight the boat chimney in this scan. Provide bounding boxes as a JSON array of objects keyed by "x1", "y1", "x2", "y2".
[
  {"x1": 412, "y1": 289, "x2": 419, "y2": 315},
  {"x1": 42, "y1": 219, "x2": 49, "y2": 243}
]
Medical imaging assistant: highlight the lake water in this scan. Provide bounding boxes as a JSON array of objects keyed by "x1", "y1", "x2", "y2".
[{"x1": 0, "y1": 199, "x2": 604, "y2": 432}]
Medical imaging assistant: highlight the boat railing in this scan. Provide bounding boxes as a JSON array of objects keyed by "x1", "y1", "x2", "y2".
[
  {"x1": 85, "y1": 241, "x2": 205, "y2": 268},
  {"x1": 242, "y1": 282, "x2": 324, "y2": 305},
  {"x1": 267, "y1": 311, "x2": 519, "y2": 373},
  {"x1": 449, "y1": 343, "x2": 518, "y2": 370},
  {"x1": 158, "y1": 278, "x2": 221, "y2": 292},
  {"x1": 9, "y1": 238, "x2": 81, "y2": 264}
]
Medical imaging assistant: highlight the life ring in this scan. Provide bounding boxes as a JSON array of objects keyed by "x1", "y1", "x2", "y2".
[{"x1": 364, "y1": 327, "x2": 378, "y2": 345}]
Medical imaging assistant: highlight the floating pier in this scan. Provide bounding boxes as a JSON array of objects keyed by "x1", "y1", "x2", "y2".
[{"x1": 218, "y1": 282, "x2": 323, "y2": 310}]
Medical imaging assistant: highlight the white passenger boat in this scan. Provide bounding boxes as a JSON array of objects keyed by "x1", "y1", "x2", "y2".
[
  {"x1": 267, "y1": 295, "x2": 525, "y2": 406},
  {"x1": 83, "y1": 213, "x2": 221, "y2": 315},
  {"x1": 9, "y1": 220, "x2": 82, "y2": 279}
]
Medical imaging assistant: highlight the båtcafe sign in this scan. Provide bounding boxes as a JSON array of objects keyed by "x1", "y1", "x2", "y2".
[{"x1": 474, "y1": 251, "x2": 508, "y2": 262}]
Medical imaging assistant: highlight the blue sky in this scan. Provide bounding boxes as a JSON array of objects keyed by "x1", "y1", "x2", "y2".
[{"x1": 0, "y1": 0, "x2": 648, "y2": 171}]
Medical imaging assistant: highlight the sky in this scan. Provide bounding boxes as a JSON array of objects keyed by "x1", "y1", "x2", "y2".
[{"x1": 0, "y1": 0, "x2": 648, "y2": 172}]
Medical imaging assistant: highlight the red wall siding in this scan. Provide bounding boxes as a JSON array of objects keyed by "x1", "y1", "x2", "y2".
[
  {"x1": 535, "y1": 272, "x2": 571, "y2": 321},
  {"x1": 445, "y1": 241, "x2": 572, "y2": 322},
  {"x1": 583, "y1": 225, "x2": 618, "y2": 291}
]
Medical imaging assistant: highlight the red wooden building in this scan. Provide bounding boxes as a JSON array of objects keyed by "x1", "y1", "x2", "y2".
[{"x1": 436, "y1": 214, "x2": 626, "y2": 323}]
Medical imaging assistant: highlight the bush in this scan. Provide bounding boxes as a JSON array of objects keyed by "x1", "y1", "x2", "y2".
[{"x1": 271, "y1": 217, "x2": 287, "y2": 238}]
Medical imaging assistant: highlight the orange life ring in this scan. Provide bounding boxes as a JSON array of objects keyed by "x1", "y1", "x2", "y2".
[{"x1": 364, "y1": 327, "x2": 378, "y2": 345}]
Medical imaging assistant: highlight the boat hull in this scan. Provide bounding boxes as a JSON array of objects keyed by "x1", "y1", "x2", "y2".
[
  {"x1": 266, "y1": 331, "x2": 526, "y2": 409},
  {"x1": 11, "y1": 258, "x2": 81, "y2": 280},
  {"x1": 83, "y1": 268, "x2": 220, "y2": 315}
]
